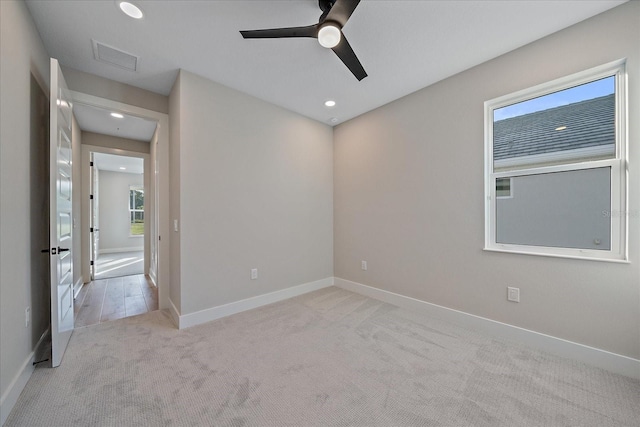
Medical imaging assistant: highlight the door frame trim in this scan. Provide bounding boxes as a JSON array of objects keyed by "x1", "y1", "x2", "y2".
[
  {"x1": 72, "y1": 90, "x2": 169, "y2": 311},
  {"x1": 81, "y1": 145, "x2": 150, "y2": 280}
]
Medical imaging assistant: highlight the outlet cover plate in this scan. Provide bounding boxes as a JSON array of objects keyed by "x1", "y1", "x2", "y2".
[{"x1": 507, "y1": 287, "x2": 520, "y2": 302}]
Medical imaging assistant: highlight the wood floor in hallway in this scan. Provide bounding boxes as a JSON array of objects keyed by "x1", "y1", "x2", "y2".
[{"x1": 74, "y1": 274, "x2": 158, "y2": 327}]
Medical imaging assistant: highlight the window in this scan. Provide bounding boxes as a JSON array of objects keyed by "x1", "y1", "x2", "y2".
[
  {"x1": 484, "y1": 60, "x2": 627, "y2": 261},
  {"x1": 495, "y1": 178, "x2": 512, "y2": 199},
  {"x1": 129, "y1": 186, "x2": 144, "y2": 236}
]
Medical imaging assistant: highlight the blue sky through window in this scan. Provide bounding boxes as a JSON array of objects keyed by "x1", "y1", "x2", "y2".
[{"x1": 494, "y1": 76, "x2": 614, "y2": 122}]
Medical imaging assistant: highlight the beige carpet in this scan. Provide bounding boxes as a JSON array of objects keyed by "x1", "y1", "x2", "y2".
[{"x1": 6, "y1": 287, "x2": 639, "y2": 426}]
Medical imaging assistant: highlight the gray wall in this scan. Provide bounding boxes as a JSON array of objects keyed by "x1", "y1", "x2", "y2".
[
  {"x1": 0, "y1": 0, "x2": 51, "y2": 418},
  {"x1": 334, "y1": 1, "x2": 640, "y2": 359},
  {"x1": 97, "y1": 170, "x2": 144, "y2": 252},
  {"x1": 168, "y1": 72, "x2": 181, "y2": 310},
  {"x1": 170, "y1": 70, "x2": 334, "y2": 315}
]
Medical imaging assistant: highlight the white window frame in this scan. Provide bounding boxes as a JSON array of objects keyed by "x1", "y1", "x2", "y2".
[{"x1": 484, "y1": 59, "x2": 627, "y2": 262}]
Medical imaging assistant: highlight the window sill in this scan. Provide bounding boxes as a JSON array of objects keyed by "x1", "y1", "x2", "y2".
[{"x1": 483, "y1": 247, "x2": 629, "y2": 264}]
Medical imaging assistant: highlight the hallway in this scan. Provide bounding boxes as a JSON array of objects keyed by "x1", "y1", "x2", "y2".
[{"x1": 74, "y1": 274, "x2": 157, "y2": 327}]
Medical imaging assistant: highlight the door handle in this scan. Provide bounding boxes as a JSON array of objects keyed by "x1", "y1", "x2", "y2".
[{"x1": 43, "y1": 247, "x2": 68, "y2": 255}]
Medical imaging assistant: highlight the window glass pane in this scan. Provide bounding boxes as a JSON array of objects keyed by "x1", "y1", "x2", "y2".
[
  {"x1": 134, "y1": 189, "x2": 144, "y2": 209},
  {"x1": 496, "y1": 167, "x2": 611, "y2": 250},
  {"x1": 129, "y1": 187, "x2": 144, "y2": 235},
  {"x1": 493, "y1": 76, "x2": 615, "y2": 170},
  {"x1": 496, "y1": 178, "x2": 511, "y2": 198}
]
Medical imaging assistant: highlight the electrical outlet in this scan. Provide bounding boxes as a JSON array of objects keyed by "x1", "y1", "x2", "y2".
[
  {"x1": 251, "y1": 268, "x2": 258, "y2": 280},
  {"x1": 25, "y1": 307, "x2": 30, "y2": 328},
  {"x1": 361, "y1": 260, "x2": 367, "y2": 271},
  {"x1": 507, "y1": 287, "x2": 520, "y2": 303}
]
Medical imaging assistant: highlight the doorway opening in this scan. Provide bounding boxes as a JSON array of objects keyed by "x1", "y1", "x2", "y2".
[
  {"x1": 91, "y1": 152, "x2": 145, "y2": 280},
  {"x1": 74, "y1": 100, "x2": 160, "y2": 327},
  {"x1": 66, "y1": 89, "x2": 169, "y2": 329}
]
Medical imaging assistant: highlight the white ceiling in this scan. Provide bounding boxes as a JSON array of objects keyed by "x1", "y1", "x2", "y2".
[
  {"x1": 94, "y1": 152, "x2": 144, "y2": 175},
  {"x1": 26, "y1": 0, "x2": 625, "y2": 126},
  {"x1": 74, "y1": 103, "x2": 157, "y2": 141}
]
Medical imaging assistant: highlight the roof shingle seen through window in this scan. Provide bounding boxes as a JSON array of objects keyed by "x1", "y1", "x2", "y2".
[{"x1": 493, "y1": 94, "x2": 615, "y2": 161}]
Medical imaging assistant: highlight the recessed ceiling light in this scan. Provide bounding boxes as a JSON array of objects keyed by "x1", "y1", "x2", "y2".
[
  {"x1": 119, "y1": 1, "x2": 143, "y2": 19},
  {"x1": 119, "y1": 167, "x2": 127, "y2": 170},
  {"x1": 555, "y1": 126, "x2": 567, "y2": 131},
  {"x1": 324, "y1": 100, "x2": 336, "y2": 107},
  {"x1": 110, "y1": 112, "x2": 124, "y2": 119}
]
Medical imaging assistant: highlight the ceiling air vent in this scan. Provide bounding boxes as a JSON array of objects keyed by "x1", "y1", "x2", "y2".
[{"x1": 92, "y1": 40, "x2": 138, "y2": 71}]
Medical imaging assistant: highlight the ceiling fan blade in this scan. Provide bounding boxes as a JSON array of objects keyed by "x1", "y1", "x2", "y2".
[
  {"x1": 240, "y1": 24, "x2": 318, "y2": 39},
  {"x1": 324, "y1": 0, "x2": 361, "y2": 26},
  {"x1": 331, "y1": 33, "x2": 367, "y2": 81}
]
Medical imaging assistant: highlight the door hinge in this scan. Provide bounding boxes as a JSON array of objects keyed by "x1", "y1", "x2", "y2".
[
  {"x1": 158, "y1": 235, "x2": 161, "y2": 241},
  {"x1": 90, "y1": 260, "x2": 94, "y2": 266},
  {"x1": 90, "y1": 161, "x2": 94, "y2": 167},
  {"x1": 89, "y1": 194, "x2": 93, "y2": 200},
  {"x1": 90, "y1": 227, "x2": 93, "y2": 233}
]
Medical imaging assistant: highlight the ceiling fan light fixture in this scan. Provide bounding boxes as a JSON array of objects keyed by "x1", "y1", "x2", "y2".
[
  {"x1": 318, "y1": 24, "x2": 341, "y2": 48},
  {"x1": 119, "y1": 1, "x2": 144, "y2": 19}
]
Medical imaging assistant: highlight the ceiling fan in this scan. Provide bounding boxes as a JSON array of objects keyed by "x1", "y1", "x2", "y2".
[{"x1": 240, "y1": 0, "x2": 367, "y2": 81}]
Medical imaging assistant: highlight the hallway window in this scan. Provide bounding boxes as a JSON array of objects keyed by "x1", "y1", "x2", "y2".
[{"x1": 129, "y1": 186, "x2": 144, "y2": 235}]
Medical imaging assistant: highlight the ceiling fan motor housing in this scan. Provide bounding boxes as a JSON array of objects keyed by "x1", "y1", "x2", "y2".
[{"x1": 319, "y1": 0, "x2": 337, "y2": 15}]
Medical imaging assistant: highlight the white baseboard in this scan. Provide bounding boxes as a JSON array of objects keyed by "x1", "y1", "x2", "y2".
[
  {"x1": 176, "y1": 277, "x2": 334, "y2": 329},
  {"x1": 168, "y1": 298, "x2": 180, "y2": 328},
  {"x1": 98, "y1": 247, "x2": 143, "y2": 255},
  {"x1": 334, "y1": 277, "x2": 640, "y2": 379},
  {"x1": 0, "y1": 328, "x2": 49, "y2": 425}
]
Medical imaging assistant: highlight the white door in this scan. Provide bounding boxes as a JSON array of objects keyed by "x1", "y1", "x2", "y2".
[
  {"x1": 89, "y1": 153, "x2": 99, "y2": 279},
  {"x1": 49, "y1": 58, "x2": 74, "y2": 367}
]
